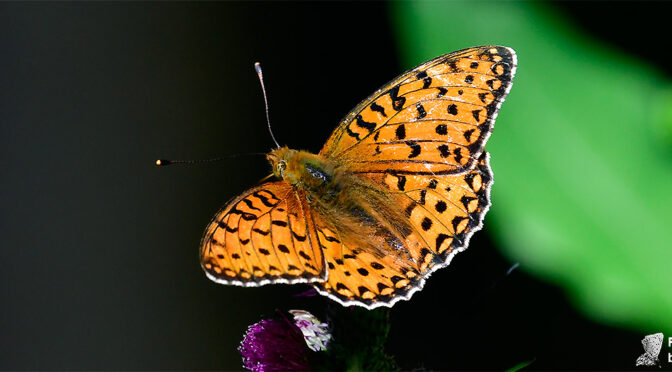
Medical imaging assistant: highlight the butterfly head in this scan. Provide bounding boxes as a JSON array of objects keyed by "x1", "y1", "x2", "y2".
[{"x1": 267, "y1": 146, "x2": 297, "y2": 181}]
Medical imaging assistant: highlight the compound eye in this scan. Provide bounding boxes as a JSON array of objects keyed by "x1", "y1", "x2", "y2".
[{"x1": 277, "y1": 160, "x2": 287, "y2": 175}]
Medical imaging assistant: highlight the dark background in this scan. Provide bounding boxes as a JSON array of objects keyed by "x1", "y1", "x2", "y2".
[{"x1": 1, "y1": 2, "x2": 668, "y2": 370}]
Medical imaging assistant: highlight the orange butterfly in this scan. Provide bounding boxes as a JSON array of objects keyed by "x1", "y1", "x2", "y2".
[{"x1": 200, "y1": 46, "x2": 517, "y2": 309}]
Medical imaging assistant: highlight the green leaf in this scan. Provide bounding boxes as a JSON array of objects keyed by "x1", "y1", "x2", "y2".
[
  {"x1": 391, "y1": 1, "x2": 672, "y2": 333},
  {"x1": 506, "y1": 358, "x2": 536, "y2": 372}
]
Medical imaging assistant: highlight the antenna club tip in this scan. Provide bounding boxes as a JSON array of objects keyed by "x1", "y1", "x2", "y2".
[{"x1": 155, "y1": 159, "x2": 169, "y2": 166}]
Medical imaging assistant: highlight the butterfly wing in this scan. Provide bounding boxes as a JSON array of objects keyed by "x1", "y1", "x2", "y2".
[
  {"x1": 312, "y1": 222, "x2": 422, "y2": 309},
  {"x1": 200, "y1": 181, "x2": 327, "y2": 286},
  {"x1": 320, "y1": 46, "x2": 516, "y2": 175},
  {"x1": 311, "y1": 47, "x2": 513, "y2": 307},
  {"x1": 312, "y1": 152, "x2": 493, "y2": 308}
]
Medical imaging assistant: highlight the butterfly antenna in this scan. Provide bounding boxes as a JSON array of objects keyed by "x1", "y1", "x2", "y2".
[
  {"x1": 254, "y1": 62, "x2": 281, "y2": 149},
  {"x1": 155, "y1": 152, "x2": 266, "y2": 167}
]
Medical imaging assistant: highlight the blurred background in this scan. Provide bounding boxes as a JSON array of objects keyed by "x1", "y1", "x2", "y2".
[{"x1": 1, "y1": 1, "x2": 671, "y2": 370}]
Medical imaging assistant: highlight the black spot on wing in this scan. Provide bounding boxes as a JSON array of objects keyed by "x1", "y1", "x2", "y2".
[
  {"x1": 416, "y1": 103, "x2": 427, "y2": 119},
  {"x1": 371, "y1": 262, "x2": 384, "y2": 270},
  {"x1": 447, "y1": 104, "x2": 458, "y2": 115},
  {"x1": 397, "y1": 175, "x2": 407, "y2": 191},
  {"x1": 217, "y1": 221, "x2": 238, "y2": 233},
  {"x1": 395, "y1": 124, "x2": 406, "y2": 140},
  {"x1": 406, "y1": 141, "x2": 421, "y2": 158},
  {"x1": 453, "y1": 148, "x2": 463, "y2": 164},
  {"x1": 253, "y1": 228, "x2": 269, "y2": 236},
  {"x1": 462, "y1": 194, "x2": 478, "y2": 207},
  {"x1": 292, "y1": 230, "x2": 307, "y2": 242},
  {"x1": 241, "y1": 198, "x2": 261, "y2": 211},
  {"x1": 422, "y1": 77, "x2": 432, "y2": 89},
  {"x1": 421, "y1": 217, "x2": 433, "y2": 231},
  {"x1": 451, "y1": 216, "x2": 468, "y2": 232},
  {"x1": 323, "y1": 234, "x2": 341, "y2": 243},
  {"x1": 416, "y1": 71, "x2": 432, "y2": 89},
  {"x1": 464, "y1": 129, "x2": 475, "y2": 142},
  {"x1": 230, "y1": 208, "x2": 257, "y2": 221},
  {"x1": 355, "y1": 114, "x2": 376, "y2": 133},
  {"x1": 420, "y1": 248, "x2": 432, "y2": 262},
  {"x1": 358, "y1": 286, "x2": 372, "y2": 296},
  {"x1": 346, "y1": 125, "x2": 360, "y2": 140},
  {"x1": 438, "y1": 144, "x2": 450, "y2": 158},
  {"x1": 390, "y1": 275, "x2": 404, "y2": 285},
  {"x1": 472, "y1": 110, "x2": 481, "y2": 122},
  {"x1": 370, "y1": 101, "x2": 387, "y2": 117},
  {"x1": 252, "y1": 191, "x2": 276, "y2": 207},
  {"x1": 436, "y1": 233, "x2": 450, "y2": 253},
  {"x1": 388, "y1": 85, "x2": 406, "y2": 111}
]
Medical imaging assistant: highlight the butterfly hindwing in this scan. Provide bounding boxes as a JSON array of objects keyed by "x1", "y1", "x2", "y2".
[
  {"x1": 386, "y1": 152, "x2": 493, "y2": 269},
  {"x1": 200, "y1": 181, "x2": 327, "y2": 286},
  {"x1": 310, "y1": 153, "x2": 492, "y2": 308},
  {"x1": 321, "y1": 46, "x2": 516, "y2": 175},
  {"x1": 311, "y1": 218, "x2": 423, "y2": 308}
]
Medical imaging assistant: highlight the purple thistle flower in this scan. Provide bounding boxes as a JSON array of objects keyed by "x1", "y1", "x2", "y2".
[{"x1": 239, "y1": 310, "x2": 331, "y2": 371}]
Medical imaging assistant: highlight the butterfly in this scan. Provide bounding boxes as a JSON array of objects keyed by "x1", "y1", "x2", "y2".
[{"x1": 200, "y1": 46, "x2": 517, "y2": 309}]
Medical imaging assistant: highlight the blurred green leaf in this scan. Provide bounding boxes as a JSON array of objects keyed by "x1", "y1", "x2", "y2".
[
  {"x1": 506, "y1": 358, "x2": 535, "y2": 372},
  {"x1": 392, "y1": 1, "x2": 672, "y2": 332}
]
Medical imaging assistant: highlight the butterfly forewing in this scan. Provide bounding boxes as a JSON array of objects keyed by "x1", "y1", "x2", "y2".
[
  {"x1": 320, "y1": 46, "x2": 516, "y2": 175},
  {"x1": 200, "y1": 181, "x2": 326, "y2": 286}
]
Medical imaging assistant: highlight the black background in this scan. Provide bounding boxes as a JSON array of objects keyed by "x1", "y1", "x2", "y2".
[{"x1": 1, "y1": 2, "x2": 669, "y2": 370}]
